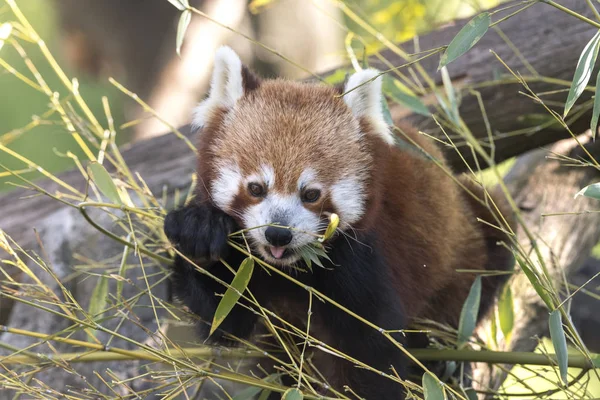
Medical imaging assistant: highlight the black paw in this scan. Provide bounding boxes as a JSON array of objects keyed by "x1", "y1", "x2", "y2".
[{"x1": 164, "y1": 203, "x2": 237, "y2": 261}]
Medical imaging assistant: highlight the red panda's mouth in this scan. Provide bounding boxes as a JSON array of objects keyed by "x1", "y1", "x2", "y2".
[{"x1": 267, "y1": 246, "x2": 291, "y2": 260}]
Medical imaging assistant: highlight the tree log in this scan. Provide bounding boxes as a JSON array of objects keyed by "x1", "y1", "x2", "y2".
[
  {"x1": 322, "y1": 0, "x2": 598, "y2": 172},
  {"x1": 474, "y1": 135, "x2": 600, "y2": 395}
]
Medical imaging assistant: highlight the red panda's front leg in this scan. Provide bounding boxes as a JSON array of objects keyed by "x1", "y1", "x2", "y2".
[
  {"x1": 164, "y1": 203, "x2": 258, "y2": 344},
  {"x1": 311, "y1": 237, "x2": 409, "y2": 398}
]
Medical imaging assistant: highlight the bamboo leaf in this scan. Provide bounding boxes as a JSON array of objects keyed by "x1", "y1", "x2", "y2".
[
  {"x1": 439, "y1": 12, "x2": 490, "y2": 69},
  {"x1": 516, "y1": 255, "x2": 554, "y2": 309},
  {"x1": 422, "y1": 372, "x2": 446, "y2": 400},
  {"x1": 382, "y1": 76, "x2": 430, "y2": 116},
  {"x1": 176, "y1": 10, "x2": 192, "y2": 57},
  {"x1": 249, "y1": 0, "x2": 277, "y2": 14},
  {"x1": 0, "y1": 23, "x2": 13, "y2": 52},
  {"x1": 498, "y1": 285, "x2": 514, "y2": 339},
  {"x1": 564, "y1": 30, "x2": 600, "y2": 118},
  {"x1": 575, "y1": 182, "x2": 600, "y2": 200},
  {"x1": 320, "y1": 213, "x2": 339, "y2": 242},
  {"x1": 281, "y1": 388, "x2": 303, "y2": 400},
  {"x1": 381, "y1": 96, "x2": 394, "y2": 126},
  {"x1": 457, "y1": 276, "x2": 481, "y2": 347},
  {"x1": 210, "y1": 257, "x2": 254, "y2": 336},
  {"x1": 88, "y1": 274, "x2": 108, "y2": 321},
  {"x1": 232, "y1": 386, "x2": 263, "y2": 400},
  {"x1": 549, "y1": 310, "x2": 569, "y2": 384},
  {"x1": 464, "y1": 388, "x2": 478, "y2": 400},
  {"x1": 88, "y1": 162, "x2": 123, "y2": 204},
  {"x1": 166, "y1": 0, "x2": 186, "y2": 10},
  {"x1": 592, "y1": 71, "x2": 600, "y2": 140}
]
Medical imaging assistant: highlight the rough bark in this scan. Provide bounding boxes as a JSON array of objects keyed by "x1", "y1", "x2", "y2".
[{"x1": 473, "y1": 135, "x2": 600, "y2": 395}]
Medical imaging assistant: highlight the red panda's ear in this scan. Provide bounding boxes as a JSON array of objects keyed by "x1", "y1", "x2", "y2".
[
  {"x1": 192, "y1": 46, "x2": 260, "y2": 129},
  {"x1": 343, "y1": 69, "x2": 394, "y2": 145}
]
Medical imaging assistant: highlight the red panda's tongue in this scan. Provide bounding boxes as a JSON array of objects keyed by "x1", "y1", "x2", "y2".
[{"x1": 269, "y1": 246, "x2": 286, "y2": 259}]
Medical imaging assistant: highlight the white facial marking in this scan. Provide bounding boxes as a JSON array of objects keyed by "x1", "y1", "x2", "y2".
[
  {"x1": 261, "y1": 164, "x2": 275, "y2": 189},
  {"x1": 192, "y1": 46, "x2": 244, "y2": 129},
  {"x1": 211, "y1": 162, "x2": 242, "y2": 210},
  {"x1": 331, "y1": 177, "x2": 366, "y2": 225},
  {"x1": 343, "y1": 69, "x2": 394, "y2": 145},
  {"x1": 297, "y1": 168, "x2": 321, "y2": 190}
]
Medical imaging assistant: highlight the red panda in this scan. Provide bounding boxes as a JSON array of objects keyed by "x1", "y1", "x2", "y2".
[{"x1": 164, "y1": 46, "x2": 514, "y2": 399}]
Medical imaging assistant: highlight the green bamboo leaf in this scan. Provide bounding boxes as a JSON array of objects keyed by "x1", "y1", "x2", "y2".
[
  {"x1": 382, "y1": 76, "x2": 430, "y2": 116},
  {"x1": 564, "y1": 30, "x2": 600, "y2": 118},
  {"x1": 457, "y1": 276, "x2": 482, "y2": 347},
  {"x1": 88, "y1": 162, "x2": 123, "y2": 204},
  {"x1": 498, "y1": 285, "x2": 514, "y2": 339},
  {"x1": 549, "y1": 310, "x2": 568, "y2": 384},
  {"x1": 166, "y1": 0, "x2": 186, "y2": 10},
  {"x1": 515, "y1": 255, "x2": 553, "y2": 309},
  {"x1": 210, "y1": 257, "x2": 254, "y2": 336},
  {"x1": 88, "y1": 274, "x2": 108, "y2": 321},
  {"x1": 0, "y1": 23, "x2": 13, "y2": 53},
  {"x1": 381, "y1": 96, "x2": 394, "y2": 126},
  {"x1": 592, "y1": 71, "x2": 600, "y2": 139},
  {"x1": 281, "y1": 388, "x2": 303, "y2": 400},
  {"x1": 575, "y1": 182, "x2": 600, "y2": 200},
  {"x1": 176, "y1": 10, "x2": 192, "y2": 57},
  {"x1": 422, "y1": 372, "x2": 446, "y2": 400},
  {"x1": 464, "y1": 388, "x2": 478, "y2": 400},
  {"x1": 323, "y1": 68, "x2": 348, "y2": 85},
  {"x1": 233, "y1": 374, "x2": 279, "y2": 400},
  {"x1": 232, "y1": 385, "x2": 263, "y2": 400},
  {"x1": 439, "y1": 12, "x2": 490, "y2": 69}
]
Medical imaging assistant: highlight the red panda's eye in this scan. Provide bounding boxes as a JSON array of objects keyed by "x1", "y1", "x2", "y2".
[
  {"x1": 248, "y1": 183, "x2": 266, "y2": 197},
  {"x1": 302, "y1": 189, "x2": 321, "y2": 203}
]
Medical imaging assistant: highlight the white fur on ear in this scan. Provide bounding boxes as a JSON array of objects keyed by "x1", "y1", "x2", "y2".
[
  {"x1": 343, "y1": 69, "x2": 394, "y2": 145},
  {"x1": 192, "y1": 46, "x2": 244, "y2": 128}
]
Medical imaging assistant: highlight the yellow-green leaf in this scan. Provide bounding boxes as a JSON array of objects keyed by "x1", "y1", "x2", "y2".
[
  {"x1": 166, "y1": 0, "x2": 186, "y2": 10},
  {"x1": 210, "y1": 257, "x2": 254, "y2": 336},
  {"x1": 592, "y1": 71, "x2": 600, "y2": 140},
  {"x1": 439, "y1": 12, "x2": 490, "y2": 69},
  {"x1": 422, "y1": 372, "x2": 446, "y2": 400},
  {"x1": 176, "y1": 10, "x2": 192, "y2": 57},
  {"x1": 564, "y1": 30, "x2": 600, "y2": 118},
  {"x1": 281, "y1": 388, "x2": 303, "y2": 400},
  {"x1": 88, "y1": 274, "x2": 108, "y2": 321},
  {"x1": 382, "y1": 76, "x2": 430, "y2": 116},
  {"x1": 498, "y1": 285, "x2": 514, "y2": 339},
  {"x1": 457, "y1": 276, "x2": 481, "y2": 347},
  {"x1": 516, "y1": 255, "x2": 553, "y2": 309},
  {"x1": 323, "y1": 68, "x2": 348, "y2": 85},
  {"x1": 575, "y1": 182, "x2": 600, "y2": 200},
  {"x1": 320, "y1": 213, "x2": 339, "y2": 242},
  {"x1": 0, "y1": 23, "x2": 13, "y2": 53},
  {"x1": 549, "y1": 310, "x2": 568, "y2": 384},
  {"x1": 381, "y1": 96, "x2": 394, "y2": 127},
  {"x1": 88, "y1": 162, "x2": 123, "y2": 204},
  {"x1": 249, "y1": 0, "x2": 277, "y2": 14}
]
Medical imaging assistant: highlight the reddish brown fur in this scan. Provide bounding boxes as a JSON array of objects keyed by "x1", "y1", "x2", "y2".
[{"x1": 196, "y1": 75, "x2": 514, "y2": 327}]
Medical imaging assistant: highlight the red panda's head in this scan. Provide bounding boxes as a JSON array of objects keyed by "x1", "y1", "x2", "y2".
[{"x1": 193, "y1": 47, "x2": 394, "y2": 266}]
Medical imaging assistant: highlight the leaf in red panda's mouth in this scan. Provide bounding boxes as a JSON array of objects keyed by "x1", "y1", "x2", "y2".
[{"x1": 269, "y1": 246, "x2": 286, "y2": 259}]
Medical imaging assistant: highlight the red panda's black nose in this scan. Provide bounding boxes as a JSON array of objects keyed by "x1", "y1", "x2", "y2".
[{"x1": 265, "y1": 226, "x2": 293, "y2": 246}]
